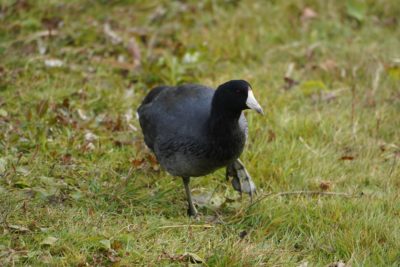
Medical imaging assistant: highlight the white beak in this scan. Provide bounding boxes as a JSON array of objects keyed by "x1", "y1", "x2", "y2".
[{"x1": 246, "y1": 89, "x2": 264, "y2": 115}]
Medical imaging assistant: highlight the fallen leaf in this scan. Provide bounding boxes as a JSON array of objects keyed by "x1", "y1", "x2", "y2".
[
  {"x1": 319, "y1": 181, "x2": 332, "y2": 191},
  {"x1": 340, "y1": 156, "x2": 355, "y2": 161},
  {"x1": 103, "y1": 23, "x2": 122, "y2": 45},
  {"x1": 283, "y1": 77, "x2": 299, "y2": 91},
  {"x1": 41, "y1": 16, "x2": 62, "y2": 31},
  {"x1": 40, "y1": 236, "x2": 58, "y2": 246},
  {"x1": 301, "y1": 7, "x2": 318, "y2": 22},
  {"x1": 131, "y1": 158, "x2": 145, "y2": 169},
  {"x1": 8, "y1": 224, "x2": 30, "y2": 233},
  {"x1": 146, "y1": 153, "x2": 159, "y2": 171},
  {"x1": 60, "y1": 153, "x2": 73, "y2": 165}
]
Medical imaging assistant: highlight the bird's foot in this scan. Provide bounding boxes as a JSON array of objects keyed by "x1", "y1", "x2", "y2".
[
  {"x1": 226, "y1": 159, "x2": 257, "y2": 202},
  {"x1": 187, "y1": 207, "x2": 198, "y2": 217}
]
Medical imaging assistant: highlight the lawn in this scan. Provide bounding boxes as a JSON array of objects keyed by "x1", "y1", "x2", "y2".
[{"x1": 0, "y1": 0, "x2": 399, "y2": 266}]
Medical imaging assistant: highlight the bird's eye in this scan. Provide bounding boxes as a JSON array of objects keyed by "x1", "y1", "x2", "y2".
[{"x1": 236, "y1": 89, "x2": 241, "y2": 94}]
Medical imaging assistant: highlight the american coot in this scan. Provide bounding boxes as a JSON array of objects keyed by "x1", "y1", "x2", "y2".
[{"x1": 137, "y1": 80, "x2": 263, "y2": 216}]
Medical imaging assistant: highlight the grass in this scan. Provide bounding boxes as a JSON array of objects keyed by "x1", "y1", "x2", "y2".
[{"x1": 0, "y1": 0, "x2": 399, "y2": 265}]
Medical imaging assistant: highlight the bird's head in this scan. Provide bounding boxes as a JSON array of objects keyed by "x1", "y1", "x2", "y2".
[{"x1": 214, "y1": 80, "x2": 264, "y2": 115}]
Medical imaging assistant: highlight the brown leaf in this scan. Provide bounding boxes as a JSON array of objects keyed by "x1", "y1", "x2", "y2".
[
  {"x1": 340, "y1": 155, "x2": 355, "y2": 161},
  {"x1": 283, "y1": 77, "x2": 299, "y2": 91},
  {"x1": 146, "y1": 153, "x2": 158, "y2": 164},
  {"x1": 60, "y1": 153, "x2": 73, "y2": 165},
  {"x1": 319, "y1": 181, "x2": 332, "y2": 191},
  {"x1": 101, "y1": 115, "x2": 124, "y2": 132},
  {"x1": 131, "y1": 158, "x2": 145, "y2": 168},
  {"x1": 41, "y1": 17, "x2": 62, "y2": 31}
]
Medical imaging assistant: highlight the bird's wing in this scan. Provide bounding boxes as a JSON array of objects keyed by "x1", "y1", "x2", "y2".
[{"x1": 137, "y1": 84, "x2": 214, "y2": 150}]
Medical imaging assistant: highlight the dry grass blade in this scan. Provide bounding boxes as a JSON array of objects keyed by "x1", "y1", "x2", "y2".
[{"x1": 158, "y1": 224, "x2": 214, "y2": 229}]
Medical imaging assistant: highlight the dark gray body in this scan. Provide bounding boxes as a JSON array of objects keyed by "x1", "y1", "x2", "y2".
[{"x1": 137, "y1": 84, "x2": 248, "y2": 177}]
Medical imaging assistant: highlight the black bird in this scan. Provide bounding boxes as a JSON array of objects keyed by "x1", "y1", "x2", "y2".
[{"x1": 137, "y1": 80, "x2": 263, "y2": 216}]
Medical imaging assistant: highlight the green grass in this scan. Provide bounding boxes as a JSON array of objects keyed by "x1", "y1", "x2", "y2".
[{"x1": 1, "y1": 0, "x2": 399, "y2": 265}]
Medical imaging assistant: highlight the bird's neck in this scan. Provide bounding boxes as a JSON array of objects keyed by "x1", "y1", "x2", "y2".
[{"x1": 208, "y1": 105, "x2": 242, "y2": 138}]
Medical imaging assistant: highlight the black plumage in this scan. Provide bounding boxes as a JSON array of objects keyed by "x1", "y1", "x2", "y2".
[{"x1": 137, "y1": 80, "x2": 263, "y2": 216}]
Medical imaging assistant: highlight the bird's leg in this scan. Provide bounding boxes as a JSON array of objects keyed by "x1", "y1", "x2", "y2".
[
  {"x1": 226, "y1": 159, "x2": 257, "y2": 202},
  {"x1": 182, "y1": 177, "x2": 197, "y2": 217}
]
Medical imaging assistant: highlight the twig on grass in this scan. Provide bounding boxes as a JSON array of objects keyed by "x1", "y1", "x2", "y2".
[{"x1": 248, "y1": 190, "x2": 355, "y2": 209}]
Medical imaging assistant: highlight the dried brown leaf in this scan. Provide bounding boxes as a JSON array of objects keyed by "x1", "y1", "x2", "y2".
[
  {"x1": 283, "y1": 77, "x2": 299, "y2": 91},
  {"x1": 340, "y1": 155, "x2": 355, "y2": 161},
  {"x1": 131, "y1": 158, "x2": 145, "y2": 168},
  {"x1": 60, "y1": 153, "x2": 73, "y2": 165},
  {"x1": 319, "y1": 181, "x2": 332, "y2": 191}
]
